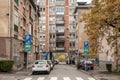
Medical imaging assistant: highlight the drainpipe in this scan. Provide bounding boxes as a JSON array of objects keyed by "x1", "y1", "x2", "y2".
[{"x1": 9, "y1": 0, "x2": 12, "y2": 59}]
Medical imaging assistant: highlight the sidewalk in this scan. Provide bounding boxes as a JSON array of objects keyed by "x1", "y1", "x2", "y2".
[{"x1": 80, "y1": 66, "x2": 120, "y2": 80}]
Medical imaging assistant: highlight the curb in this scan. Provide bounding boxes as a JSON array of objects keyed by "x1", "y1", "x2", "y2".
[{"x1": 69, "y1": 65, "x2": 100, "y2": 80}]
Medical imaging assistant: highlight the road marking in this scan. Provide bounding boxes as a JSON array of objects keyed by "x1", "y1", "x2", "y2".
[
  {"x1": 63, "y1": 77, "x2": 71, "y2": 80},
  {"x1": 88, "y1": 78, "x2": 96, "y2": 80},
  {"x1": 50, "y1": 77, "x2": 57, "y2": 80},
  {"x1": 37, "y1": 77, "x2": 45, "y2": 80},
  {"x1": 76, "y1": 77, "x2": 83, "y2": 80},
  {"x1": 24, "y1": 77, "x2": 32, "y2": 80}
]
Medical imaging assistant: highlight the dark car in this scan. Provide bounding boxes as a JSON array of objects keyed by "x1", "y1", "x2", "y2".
[
  {"x1": 77, "y1": 60, "x2": 84, "y2": 69},
  {"x1": 54, "y1": 59, "x2": 59, "y2": 64},
  {"x1": 82, "y1": 60, "x2": 94, "y2": 70}
]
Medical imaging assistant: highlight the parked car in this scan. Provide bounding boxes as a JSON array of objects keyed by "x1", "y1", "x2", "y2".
[
  {"x1": 48, "y1": 60, "x2": 54, "y2": 70},
  {"x1": 82, "y1": 60, "x2": 94, "y2": 70},
  {"x1": 54, "y1": 59, "x2": 59, "y2": 64},
  {"x1": 32, "y1": 60, "x2": 51, "y2": 74},
  {"x1": 77, "y1": 60, "x2": 84, "y2": 69}
]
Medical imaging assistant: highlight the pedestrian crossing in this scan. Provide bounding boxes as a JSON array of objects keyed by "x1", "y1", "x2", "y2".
[{"x1": 23, "y1": 77, "x2": 95, "y2": 80}]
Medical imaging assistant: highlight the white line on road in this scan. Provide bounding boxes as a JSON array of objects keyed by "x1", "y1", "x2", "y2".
[
  {"x1": 88, "y1": 78, "x2": 96, "y2": 80},
  {"x1": 63, "y1": 77, "x2": 71, "y2": 80},
  {"x1": 37, "y1": 77, "x2": 45, "y2": 80},
  {"x1": 76, "y1": 77, "x2": 84, "y2": 80},
  {"x1": 50, "y1": 77, "x2": 57, "y2": 80},
  {"x1": 24, "y1": 77, "x2": 32, "y2": 80}
]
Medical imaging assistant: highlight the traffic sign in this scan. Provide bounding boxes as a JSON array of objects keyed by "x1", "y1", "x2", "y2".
[
  {"x1": 25, "y1": 35, "x2": 31, "y2": 42},
  {"x1": 84, "y1": 41, "x2": 89, "y2": 54},
  {"x1": 24, "y1": 34, "x2": 31, "y2": 52}
]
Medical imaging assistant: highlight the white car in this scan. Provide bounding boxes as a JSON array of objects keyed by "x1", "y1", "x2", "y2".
[{"x1": 32, "y1": 60, "x2": 51, "y2": 74}]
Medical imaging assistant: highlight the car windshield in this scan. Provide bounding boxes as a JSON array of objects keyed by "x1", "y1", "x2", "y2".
[
  {"x1": 84, "y1": 61, "x2": 92, "y2": 64},
  {"x1": 35, "y1": 61, "x2": 46, "y2": 64}
]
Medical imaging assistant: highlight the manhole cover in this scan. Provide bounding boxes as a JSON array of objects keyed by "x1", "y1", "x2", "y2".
[{"x1": 100, "y1": 78, "x2": 108, "y2": 80}]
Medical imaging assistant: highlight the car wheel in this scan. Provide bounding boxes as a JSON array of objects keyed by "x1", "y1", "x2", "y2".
[
  {"x1": 91, "y1": 67, "x2": 94, "y2": 70},
  {"x1": 32, "y1": 71, "x2": 35, "y2": 75},
  {"x1": 47, "y1": 71, "x2": 50, "y2": 74}
]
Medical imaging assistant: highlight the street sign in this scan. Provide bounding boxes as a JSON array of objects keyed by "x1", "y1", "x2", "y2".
[
  {"x1": 84, "y1": 41, "x2": 89, "y2": 54},
  {"x1": 25, "y1": 34, "x2": 31, "y2": 42},
  {"x1": 24, "y1": 34, "x2": 31, "y2": 52}
]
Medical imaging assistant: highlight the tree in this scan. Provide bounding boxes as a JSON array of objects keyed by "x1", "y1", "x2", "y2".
[{"x1": 82, "y1": 0, "x2": 120, "y2": 71}]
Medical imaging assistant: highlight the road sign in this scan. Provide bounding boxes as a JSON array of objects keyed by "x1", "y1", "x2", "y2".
[
  {"x1": 25, "y1": 35, "x2": 31, "y2": 42},
  {"x1": 84, "y1": 41, "x2": 89, "y2": 54},
  {"x1": 24, "y1": 34, "x2": 31, "y2": 52}
]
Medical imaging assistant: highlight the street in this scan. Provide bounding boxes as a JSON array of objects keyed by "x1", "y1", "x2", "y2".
[{"x1": 0, "y1": 63, "x2": 95, "y2": 80}]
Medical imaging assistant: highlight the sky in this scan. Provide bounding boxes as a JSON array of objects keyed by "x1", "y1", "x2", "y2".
[{"x1": 77, "y1": 0, "x2": 92, "y2": 4}]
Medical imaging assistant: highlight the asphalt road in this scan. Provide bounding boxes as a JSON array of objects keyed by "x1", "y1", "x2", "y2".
[{"x1": 0, "y1": 63, "x2": 96, "y2": 80}]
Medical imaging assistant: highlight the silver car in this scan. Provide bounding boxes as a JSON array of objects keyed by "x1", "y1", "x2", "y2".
[{"x1": 32, "y1": 60, "x2": 51, "y2": 74}]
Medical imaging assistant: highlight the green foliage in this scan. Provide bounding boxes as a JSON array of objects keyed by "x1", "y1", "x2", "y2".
[
  {"x1": 82, "y1": 0, "x2": 120, "y2": 55},
  {"x1": 0, "y1": 60, "x2": 14, "y2": 72}
]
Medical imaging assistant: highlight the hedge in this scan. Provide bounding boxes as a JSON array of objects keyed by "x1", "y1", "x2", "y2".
[{"x1": 0, "y1": 60, "x2": 14, "y2": 72}]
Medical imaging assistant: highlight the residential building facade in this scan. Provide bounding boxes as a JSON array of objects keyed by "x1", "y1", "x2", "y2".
[
  {"x1": 37, "y1": 0, "x2": 77, "y2": 56},
  {"x1": 74, "y1": 2, "x2": 92, "y2": 57},
  {"x1": 0, "y1": 0, "x2": 39, "y2": 70}
]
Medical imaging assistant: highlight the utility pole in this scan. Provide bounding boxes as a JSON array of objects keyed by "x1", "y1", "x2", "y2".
[{"x1": 116, "y1": 29, "x2": 119, "y2": 71}]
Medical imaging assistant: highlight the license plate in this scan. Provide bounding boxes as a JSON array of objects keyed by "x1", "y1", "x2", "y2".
[{"x1": 37, "y1": 66, "x2": 42, "y2": 67}]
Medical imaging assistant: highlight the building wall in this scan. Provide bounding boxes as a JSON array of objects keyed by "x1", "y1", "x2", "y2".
[
  {"x1": 0, "y1": 0, "x2": 9, "y2": 37},
  {"x1": 0, "y1": 0, "x2": 39, "y2": 70},
  {"x1": 75, "y1": 7, "x2": 90, "y2": 54}
]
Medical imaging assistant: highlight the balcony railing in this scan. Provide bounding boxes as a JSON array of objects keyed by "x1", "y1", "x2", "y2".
[
  {"x1": 56, "y1": 20, "x2": 64, "y2": 24},
  {"x1": 56, "y1": 47, "x2": 65, "y2": 51}
]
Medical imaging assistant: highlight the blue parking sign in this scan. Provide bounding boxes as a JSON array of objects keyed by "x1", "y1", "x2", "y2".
[
  {"x1": 84, "y1": 41, "x2": 89, "y2": 54},
  {"x1": 25, "y1": 35, "x2": 31, "y2": 42}
]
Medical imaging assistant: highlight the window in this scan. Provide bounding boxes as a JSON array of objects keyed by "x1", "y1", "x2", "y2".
[
  {"x1": 49, "y1": 17, "x2": 56, "y2": 21},
  {"x1": 14, "y1": 10, "x2": 18, "y2": 26},
  {"x1": 69, "y1": 7, "x2": 75, "y2": 14},
  {"x1": 69, "y1": 34, "x2": 75, "y2": 38},
  {"x1": 56, "y1": 26, "x2": 64, "y2": 32},
  {"x1": 14, "y1": 0, "x2": 19, "y2": 5},
  {"x1": 43, "y1": 8, "x2": 45, "y2": 11},
  {"x1": 56, "y1": 7, "x2": 64, "y2": 14},
  {"x1": 50, "y1": 0, "x2": 56, "y2": 3},
  {"x1": 49, "y1": 7, "x2": 56, "y2": 13},
  {"x1": 69, "y1": 25, "x2": 75, "y2": 30},
  {"x1": 56, "y1": 0, "x2": 64, "y2": 5},
  {"x1": 29, "y1": 5, "x2": 31, "y2": 16},
  {"x1": 69, "y1": 16, "x2": 75, "y2": 22},
  {"x1": 69, "y1": 0, "x2": 75, "y2": 3},
  {"x1": 49, "y1": 25, "x2": 56, "y2": 30},
  {"x1": 14, "y1": 10, "x2": 18, "y2": 32}
]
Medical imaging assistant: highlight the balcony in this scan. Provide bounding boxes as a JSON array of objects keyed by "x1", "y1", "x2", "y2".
[
  {"x1": 56, "y1": 20, "x2": 64, "y2": 24},
  {"x1": 56, "y1": 38, "x2": 65, "y2": 42},
  {"x1": 49, "y1": 38, "x2": 56, "y2": 42},
  {"x1": 56, "y1": 47, "x2": 65, "y2": 51},
  {"x1": 56, "y1": 30, "x2": 64, "y2": 33}
]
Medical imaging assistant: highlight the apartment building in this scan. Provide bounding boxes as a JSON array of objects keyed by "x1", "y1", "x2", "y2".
[
  {"x1": 37, "y1": 0, "x2": 76, "y2": 56},
  {"x1": 74, "y1": 2, "x2": 93, "y2": 57},
  {"x1": 0, "y1": 0, "x2": 39, "y2": 70}
]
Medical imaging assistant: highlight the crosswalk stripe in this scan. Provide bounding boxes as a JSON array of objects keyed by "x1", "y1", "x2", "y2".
[
  {"x1": 50, "y1": 77, "x2": 57, "y2": 80},
  {"x1": 88, "y1": 78, "x2": 96, "y2": 80},
  {"x1": 37, "y1": 77, "x2": 45, "y2": 80},
  {"x1": 63, "y1": 77, "x2": 71, "y2": 80},
  {"x1": 24, "y1": 77, "x2": 32, "y2": 80},
  {"x1": 76, "y1": 77, "x2": 83, "y2": 80}
]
